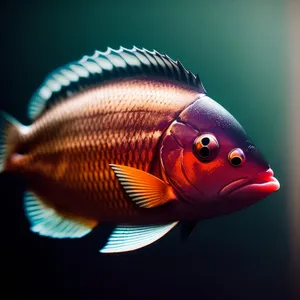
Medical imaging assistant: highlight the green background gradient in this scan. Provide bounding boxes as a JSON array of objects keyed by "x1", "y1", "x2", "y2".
[{"x1": 1, "y1": 0, "x2": 293, "y2": 299}]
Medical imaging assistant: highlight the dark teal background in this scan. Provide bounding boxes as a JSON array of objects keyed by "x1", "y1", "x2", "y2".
[{"x1": 1, "y1": 1, "x2": 290, "y2": 299}]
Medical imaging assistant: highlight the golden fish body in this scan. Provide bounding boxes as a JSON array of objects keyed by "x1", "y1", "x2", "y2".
[
  {"x1": 2, "y1": 47, "x2": 277, "y2": 254},
  {"x1": 11, "y1": 79, "x2": 199, "y2": 226}
]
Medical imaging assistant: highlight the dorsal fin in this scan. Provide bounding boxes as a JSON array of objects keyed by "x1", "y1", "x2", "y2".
[{"x1": 28, "y1": 46, "x2": 206, "y2": 120}]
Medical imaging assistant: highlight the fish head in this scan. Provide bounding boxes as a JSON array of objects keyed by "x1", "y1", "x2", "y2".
[{"x1": 160, "y1": 95, "x2": 280, "y2": 214}]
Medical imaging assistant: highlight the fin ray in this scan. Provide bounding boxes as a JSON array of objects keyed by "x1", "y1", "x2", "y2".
[
  {"x1": 0, "y1": 112, "x2": 26, "y2": 172},
  {"x1": 100, "y1": 222, "x2": 178, "y2": 253},
  {"x1": 28, "y1": 46, "x2": 206, "y2": 120},
  {"x1": 110, "y1": 164, "x2": 177, "y2": 208},
  {"x1": 24, "y1": 191, "x2": 96, "y2": 238}
]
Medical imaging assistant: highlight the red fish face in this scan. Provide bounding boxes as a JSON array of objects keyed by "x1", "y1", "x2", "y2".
[
  {"x1": 218, "y1": 167, "x2": 279, "y2": 213},
  {"x1": 160, "y1": 96, "x2": 280, "y2": 216}
]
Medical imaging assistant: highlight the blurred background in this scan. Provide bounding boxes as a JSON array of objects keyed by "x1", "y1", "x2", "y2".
[{"x1": 1, "y1": 0, "x2": 299, "y2": 299}]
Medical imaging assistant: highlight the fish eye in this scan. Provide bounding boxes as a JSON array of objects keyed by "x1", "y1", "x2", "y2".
[
  {"x1": 194, "y1": 134, "x2": 219, "y2": 162},
  {"x1": 228, "y1": 148, "x2": 245, "y2": 167}
]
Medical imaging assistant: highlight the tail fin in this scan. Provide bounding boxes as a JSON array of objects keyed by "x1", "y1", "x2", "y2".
[{"x1": 0, "y1": 111, "x2": 27, "y2": 172}]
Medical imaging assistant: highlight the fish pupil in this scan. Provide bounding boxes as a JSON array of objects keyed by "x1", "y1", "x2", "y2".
[
  {"x1": 231, "y1": 157, "x2": 242, "y2": 166},
  {"x1": 199, "y1": 147, "x2": 210, "y2": 158},
  {"x1": 201, "y1": 137, "x2": 210, "y2": 146}
]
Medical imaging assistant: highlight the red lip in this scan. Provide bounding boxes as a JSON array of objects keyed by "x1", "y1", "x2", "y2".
[{"x1": 220, "y1": 168, "x2": 280, "y2": 197}]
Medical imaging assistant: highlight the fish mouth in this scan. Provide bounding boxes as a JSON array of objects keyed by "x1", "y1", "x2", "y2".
[{"x1": 220, "y1": 168, "x2": 280, "y2": 198}]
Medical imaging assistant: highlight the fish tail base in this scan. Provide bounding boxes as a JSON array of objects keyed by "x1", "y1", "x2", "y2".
[{"x1": 0, "y1": 111, "x2": 28, "y2": 172}]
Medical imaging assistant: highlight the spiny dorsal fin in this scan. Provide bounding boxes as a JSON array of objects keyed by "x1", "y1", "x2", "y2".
[{"x1": 28, "y1": 46, "x2": 206, "y2": 120}]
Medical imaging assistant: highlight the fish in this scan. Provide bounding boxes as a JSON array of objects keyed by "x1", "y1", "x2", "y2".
[{"x1": 0, "y1": 46, "x2": 280, "y2": 253}]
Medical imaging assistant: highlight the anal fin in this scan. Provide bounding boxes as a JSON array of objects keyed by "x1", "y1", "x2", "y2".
[
  {"x1": 24, "y1": 191, "x2": 97, "y2": 238},
  {"x1": 100, "y1": 222, "x2": 178, "y2": 253}
]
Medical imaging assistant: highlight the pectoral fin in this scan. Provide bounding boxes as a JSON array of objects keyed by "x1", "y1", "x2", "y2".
[
  {"x1": 100, "y1": 222, "x2": 179, "y2": 253},
  {"x1": 109, "y1": 164, "x2": 177, "y2": 208}
]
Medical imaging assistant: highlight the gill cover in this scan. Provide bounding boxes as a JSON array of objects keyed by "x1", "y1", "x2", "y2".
[
  {"x1": 160, "y1": 117, "x2": 204, "y2": 203},
  {"x1": 160, "y1": 95, "x2": 270, "y2": 206}
]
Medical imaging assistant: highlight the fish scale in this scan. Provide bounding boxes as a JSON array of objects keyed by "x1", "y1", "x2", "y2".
[
  {"x1": 0, "y1": 46, "x2": 279, "y2": 253},
  {"x1": 11, "y1": 79, "x2": 198, "y2": 223}
]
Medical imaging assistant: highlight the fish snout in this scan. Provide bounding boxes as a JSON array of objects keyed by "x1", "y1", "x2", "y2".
[{"x1": 219, "y1": 168, "x2": 280, "y2": 200}]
